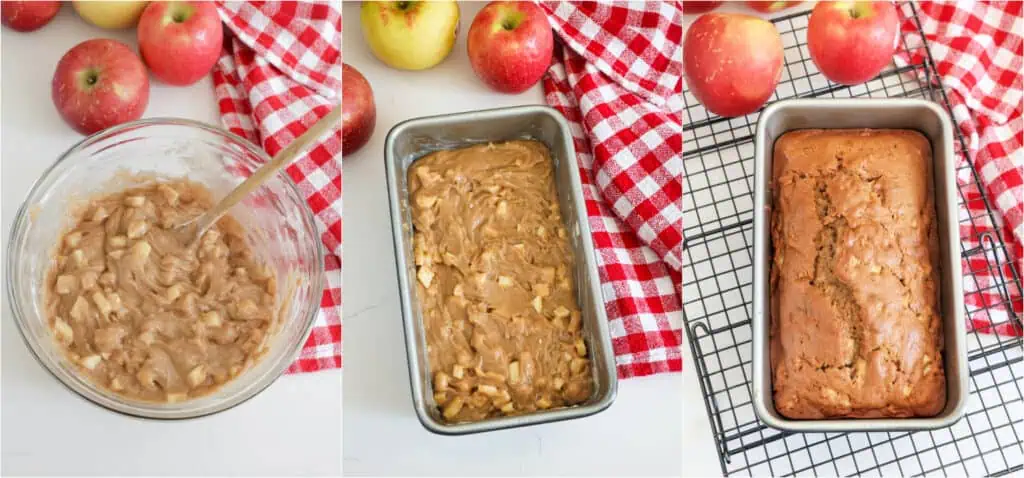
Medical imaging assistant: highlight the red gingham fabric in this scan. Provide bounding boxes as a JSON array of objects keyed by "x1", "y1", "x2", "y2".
[
  {"x1": 897, "y1": 1, "x2": 1022, "y2": 337},
  {"x1": 212, "y1": 1, "x2": 342, "y2": 371},
  {"x1": 537, "y1": 1, "x2": 683, "y2": 378}
]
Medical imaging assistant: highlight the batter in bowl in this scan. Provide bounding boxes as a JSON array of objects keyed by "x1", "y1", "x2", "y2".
[
  {"x1": 409, "y1": 140, "x2": 593, "y2": 422},
  {"x1": 45, "y1": 179, "x2": 275, "y2": 402}
]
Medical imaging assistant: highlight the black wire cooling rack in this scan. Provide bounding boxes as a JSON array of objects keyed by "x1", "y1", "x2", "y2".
[{"x1": 681, "y1": 2, "x2": 1023, "y2": 476}]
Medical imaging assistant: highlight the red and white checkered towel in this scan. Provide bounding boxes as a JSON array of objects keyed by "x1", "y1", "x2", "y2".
[
  {"x1": 538, "y1": 1, "x2": 683, "y2": 377},
  {"x1": 212, "y1": 1, "x2": 342, "y2": 371},
  {"x1": 897, "y1": 0, "x2": 1022, "y2": 336}
]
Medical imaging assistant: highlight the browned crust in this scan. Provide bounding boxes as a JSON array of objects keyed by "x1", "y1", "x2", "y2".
[{"x1": 770, "y1": 129, "x2": 946, "y2": 419}]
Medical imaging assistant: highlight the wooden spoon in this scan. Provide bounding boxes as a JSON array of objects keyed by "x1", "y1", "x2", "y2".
[{"x1": 177, "y1": 106, "x2": 340, "y2": 245}]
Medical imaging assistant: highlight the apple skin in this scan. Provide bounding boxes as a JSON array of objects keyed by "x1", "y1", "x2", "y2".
[
  {"x1": 137, "y1": 1, "x2": 223, "y2": 86},
  {"x1": 808, "y1": 1, "x2": 899, "y2": 85},
  {"x1": 52, "y1": 39, "x2": 150, "y2": 135},
  {"x1": 467, "y1": 1, "x2": 552, "y2": 94},
  {"x1": 72, "y1": 1, "x2": 148, "y2": 30},
  {"x1": 341, "y1": 63, "x2": 375, "y2": 156},
  {"x1": 360, "y1": 1, "x2": 460, "y2": 71},
  {"x1": 1, "y1": 1, "x2": 61, "y2": 32},
  {"x1": 683, "y1": 13, "x2": 783, "y2": 117},
  {"x1": 746, "y1": 2, "x2": 802, "y2": 13},
  {"x1": 682, "y1": 1, "x2": 723, "y2": 14}
]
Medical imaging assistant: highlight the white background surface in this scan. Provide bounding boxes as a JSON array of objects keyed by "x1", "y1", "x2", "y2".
[
  {"x1": 341, "y1": 2, "x2": 717, "y2": 477},
  {"x1": 0, "y1": 8, "x2": 342, "y2": 476}
]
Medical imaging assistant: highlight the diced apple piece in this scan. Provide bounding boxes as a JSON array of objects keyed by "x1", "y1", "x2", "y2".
[
  {"x1": 417, "y1": 267, "x2": 434, "y2": 288},
  {"x1": 70, "y1": 249, "x2": 86, "y2": 267},
  {"x1": 442, "y1": 396, "x2": 464, "y2": 419},
  {"x1": 91, "y1": 291, "x2": 112, "y2": 317},
  {"x1": 158, "y1": 184, "x2": 179, "y2": 205},
  {"x1": 201, "y1": 310, "x2": 222, "y2": 327},
  {"x1": 187, "y1": 365, "x2": 207, "y2": 388},
  {"x1": 64, "y1": 231, "x2": 83, "y2": 248},
  {"x1": 53, "y1": 317, "x2": 74, "y2": 345},
  {"x1": 477, "y1": 384, "x2": 498, "y2": 396},
  {"x1": 80, "y1": 271, "x2": 98, "y2": 290},
  {"x1": 416, "y1": 195, "x2": 437, "y2": 209},
  {"x1": 166, "y1": 284, "x2": 184, "y2": 302},
  {"x1": 69, "y1": 295, "x2": 90, "y2": 322},
  {"x1": 126, "y1": 220, "x2": 148, "y2": 239},
  {"x1": 80, "y1": 354, "x2": 102, "y2": 370},
  {"x1": 91, "y1": 207, "x2": 110, "y2": 222},
  {"x1": 55, "y1": 275, "x2": 77, "y2": 295},
  {"x1": 508, "y1": 361, "x2": 521, "y2": 384},
  {"x1": 124, "y1": 195, "x2": 145, "y2": 207},
  {"x1": 130, "y1": 240, "x2": 151, "y2": 263}
]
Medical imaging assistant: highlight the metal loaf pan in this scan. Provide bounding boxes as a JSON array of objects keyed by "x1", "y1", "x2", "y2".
[
  {"x1": 751, "y1": 98, "x2": 968, "y2": 432},
  {"x1": 384, "y1": 105, "x2": 618, "y2": 435}
]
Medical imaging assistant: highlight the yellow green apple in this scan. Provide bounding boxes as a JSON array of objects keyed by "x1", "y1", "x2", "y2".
[
  {"x1": 360, "y1": 1, "x2": 460, "y2": 71},
  {"x1": 72, "y1": 1, "x2": 148, "y2": 30}
]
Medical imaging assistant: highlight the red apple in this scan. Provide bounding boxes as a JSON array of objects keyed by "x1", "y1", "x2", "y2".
[
  {"x1": 808, "y1": 1, "x2": 899, "y2": 85},
  {"x1": 342, "y1": 63, "x2": 375, "y2": 156},
  {"x1": 52, "y1": 39, "x2": 150, "y2": 135},
  {"x1": 137, "y1": 1, "x2": 223, "y2": 86},
  {"x1": 467, "y1": 1, "x2": 553, "y2": 94},
  {"x1": 682, "y1": 2, "x2": 723, "y2": 14},
  {"x1": 746, "y1": 2, "x2": 802, "y2": 13},
  {"x1": 683, "y1": 13, "x2": 783, "y2": 117},
  {"x1": 1, "y1": 1, "x2": 61, "y2": 32}
]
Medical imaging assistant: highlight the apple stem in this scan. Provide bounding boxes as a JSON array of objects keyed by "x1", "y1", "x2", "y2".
[
  {"x1": 849, "y1": 8, "x2": 860, "y2": 18},
  {"x1": 396, "y1": 1, "x2": 412, "y2": 11},
  {"x1": 86, "y1": 73, "x2": 98, "y2": 86}
]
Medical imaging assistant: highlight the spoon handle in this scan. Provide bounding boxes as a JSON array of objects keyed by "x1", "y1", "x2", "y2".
[{"x1": 193, "y1": 106, "x2": 341, "y2": 238}]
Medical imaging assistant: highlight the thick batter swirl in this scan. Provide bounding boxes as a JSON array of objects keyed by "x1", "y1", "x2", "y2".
[
  {"x1": 408, "y1": 140, "x2": 593, "y2": 422},
  {"x1": 45, "y1": 180, "x2": 275, "y2": 402}
]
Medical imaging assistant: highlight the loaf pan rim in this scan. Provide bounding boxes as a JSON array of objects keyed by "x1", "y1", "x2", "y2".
[
  {"x1": 751, "y1": 98, "x2": 968, "y2": 433},
  {"x1": 384, "y1": 104, "x2": 618, "y2": 436}
]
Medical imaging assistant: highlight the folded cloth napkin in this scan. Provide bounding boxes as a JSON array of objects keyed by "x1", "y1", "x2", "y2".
[
  {"x1": 212, "y1": 1, "x2": 343, "y2": 371},
  {"x1": 537, "y1": 1, "x2": 683, "y2": 377},
  {"x1": 897, "y1": 0, "x2": 1022, "y2": 337}
]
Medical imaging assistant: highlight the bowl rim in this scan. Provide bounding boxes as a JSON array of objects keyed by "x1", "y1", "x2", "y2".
[{"x1": 5, "y1": 117, "x2": 326, "y2": 420}]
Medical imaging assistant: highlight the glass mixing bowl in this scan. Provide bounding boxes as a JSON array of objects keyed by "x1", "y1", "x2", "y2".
[{"x1": 6, "y1": 118, "x2": 325, "y2": 419}]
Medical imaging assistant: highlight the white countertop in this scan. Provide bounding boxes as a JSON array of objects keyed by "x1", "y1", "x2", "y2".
[
  {"x1": 0, "y1": 9, "x2": 342, "y2": 476},
  {"x1": 340, "y1": 2, "x2": 717, "y2": 476}
]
